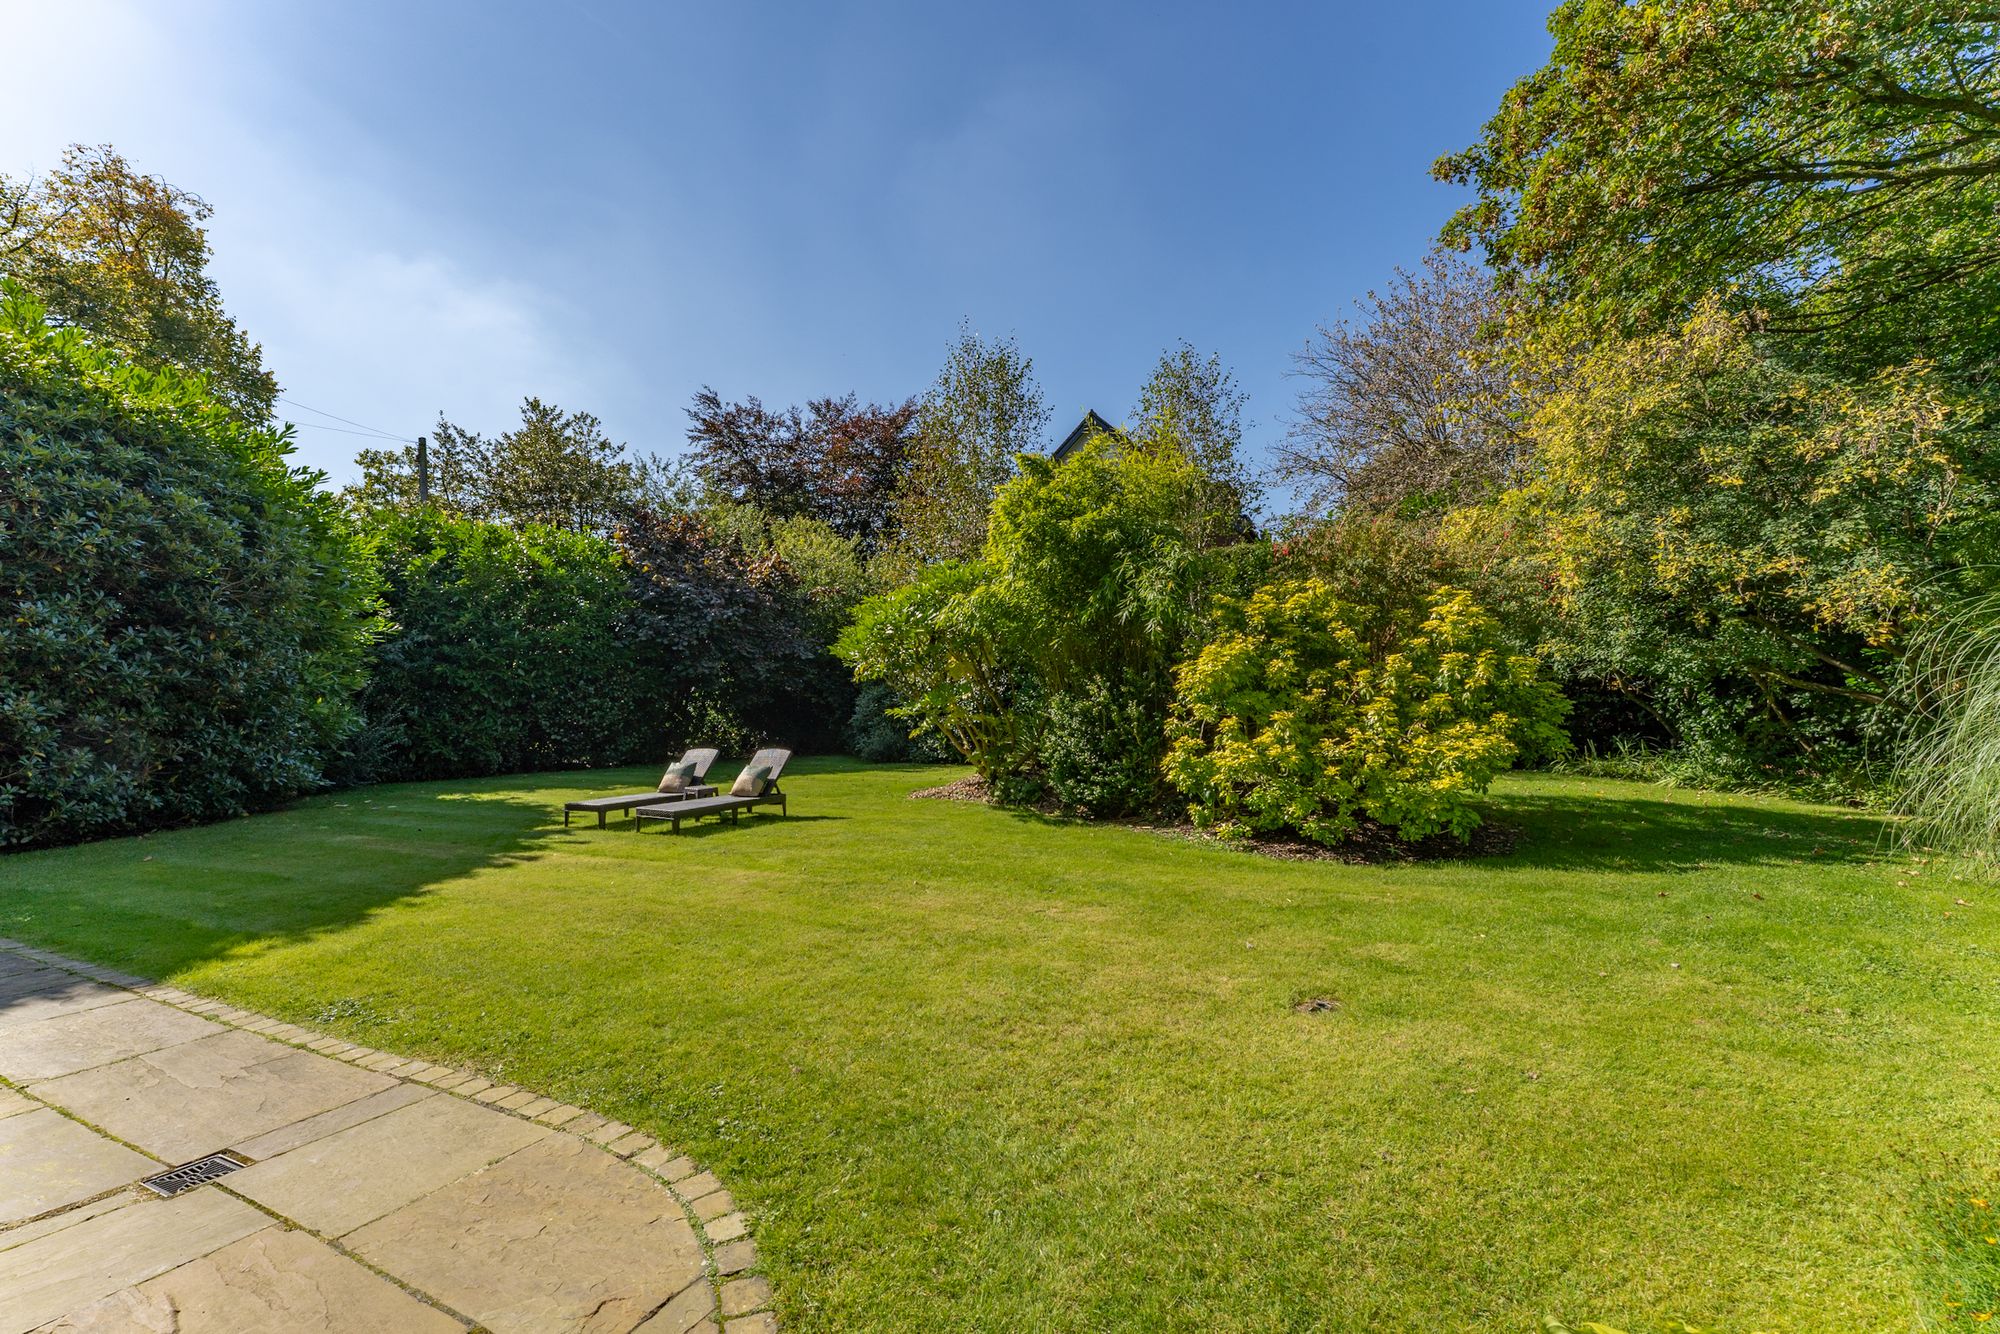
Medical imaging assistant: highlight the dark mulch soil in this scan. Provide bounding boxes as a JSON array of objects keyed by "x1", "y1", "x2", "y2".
[{"x1": 911, "y1": 774, "x2": 1519, "y2": 863}]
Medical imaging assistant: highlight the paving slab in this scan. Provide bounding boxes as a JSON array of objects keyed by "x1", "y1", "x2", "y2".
[
  {"x1": 0, "y1": 954, "x2": 48, "y2": 985},
  {"x1": 0, "y1": 1000, "x2": 219, "y2": 1083},
  {"x1": 712, "y1": 1240, "x2": 757, "y2": 1276},
  {"x1": 0, "y1": 1194, "x2": 142, "y2": 1257},
  {"x1": 690, "y1": 1190, "x2": 734, "y2": 1222},
  {"x1": 28, "y1": 1031, "x2": 393, "y2": 1164},
  {"x1": 640, "y1": 1151, "x2": 696, "y2": 1181},
  {"x1": 0, "y1": 1188, "x2": 267, "y2": 1334},
  {"x1": 0, "y1": 1109, "x2": 156, "y2": 1226},
  {"x1": 0, "y1": 976, "x2": 127, "y2": 1030},
  {"x1": 347, "y1": 1133, "x2": 705, "y2": 1334},
  {"x1": 719, "y1": 1275, "x2": 773, "y2": 1318},
  {"x1": 633, "y1": 1281, "x2": 714, "y2": 1334},
  {"x1": 675, "y1": 1171, "x2": 723, "y2": 1200},
  {"x1": 0, "y1": 944, "x2": 768, "y2": 1333},
  {"x1": 229, "y1": 1092, "x2": 548, "y2": 1237},
  {"x1": 36, "y1": 1225, "x2": 467, "y2": 1334},
  {"x1": 229, "y1": 1082, "x2": 433, "y2": 1162},
  {"x1": 705, "y1": 1213, "x2": 749, "y2": 1245}
]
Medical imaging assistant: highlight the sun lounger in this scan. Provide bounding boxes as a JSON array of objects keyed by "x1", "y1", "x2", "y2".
[
  {"x1": 634, "y1": 748, "x2": 792, "y2": 832},
  {"x1": 563, "y1": 748, "x2": 721, "y2": 827}
]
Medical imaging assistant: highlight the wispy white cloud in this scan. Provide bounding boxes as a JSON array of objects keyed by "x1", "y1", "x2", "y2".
[
  {"x1": 243, "y1": 244, "x2": 588, "y2": 459},
  {"x1": 0, "y1": 0, "x2": 598, "y2": 479},
  {"x1": 5, "y1": 0, "x2": 1557, "y2": 494}
]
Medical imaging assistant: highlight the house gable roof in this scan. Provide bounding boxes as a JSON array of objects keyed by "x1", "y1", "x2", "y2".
[
  {"x1": 1047, "y1": 407, "x2": 1261, "y2": 543},
  {"x1": 1049, "y1": 409, "x2": 1120, "y2": 463}
]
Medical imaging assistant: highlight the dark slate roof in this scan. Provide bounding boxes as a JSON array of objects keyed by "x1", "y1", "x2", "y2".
[{"x1": 1049, "y1": 409, "x2": 1119, "y2": 463}]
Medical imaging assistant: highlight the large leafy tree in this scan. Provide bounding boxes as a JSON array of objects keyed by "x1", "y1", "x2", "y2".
[
  {"x1": 1435, "y1": 1, "x2": 2000, "y2": 372},
  {"x1": 684, "y1": 388, "x2": 916, "y2": 549},
  {"x1": 618, "y1": 509, "x2": 854, "y2": 751},
  {"x1": 1280, "y1": 249, "x2": 1523, "y2": 517},
  {"x1": 1133, "y1": 343, "x2": 1253, "y2": 489},
  {"x1": 346, "y1": 420, "x2": 490, "y2": 516},
  {"x1": 843, "y1": 436, "x2": 1268, "y2": 812},
  {"x1": 886, "y1": 326, "x2": 1050, "y2": 571},
  {"x1": 1479, "y1": 297, "x2": 1994, "y2": 764},
  {"x1": 1431, "y1": 0, "x2": 2000, "y2": 781},
  {"x1": 703, "y1": 503, "x2": 873, "y2": 641},
  {"x1": 986, "y1": 439, "x2": 1216, "y2": 696},
  {"x1": 0, "y1": 144, "x2": 277, "y2": 418},
  {"x1": 1130, "y1": 341, "x2": 1260, "y2": 547},
  {"x1": 476, "y1": 398, "x2": 658, "y2": 532}
]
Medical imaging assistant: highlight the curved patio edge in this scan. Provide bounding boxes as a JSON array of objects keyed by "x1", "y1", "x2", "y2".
[{"x1": 0, "y1": 938, "x2": 776, "y2": 1334}]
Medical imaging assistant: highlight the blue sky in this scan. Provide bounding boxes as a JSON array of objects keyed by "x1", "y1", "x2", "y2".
[{"x1": 4, "y1": 1, "x2": 1551, "y2": 491}]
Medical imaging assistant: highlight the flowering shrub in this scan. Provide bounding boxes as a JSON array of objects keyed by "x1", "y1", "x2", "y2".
[{"x1": 1164, "y1": 580, "x2": 1568, "y2": 844}]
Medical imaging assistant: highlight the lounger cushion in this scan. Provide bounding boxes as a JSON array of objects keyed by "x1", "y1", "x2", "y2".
[
  {"x1": 658, "y1": 760, "x2": 699, "y2": 793},
  {"x1": 730, "y1": 765, "x2": 771, "y2": 797}
]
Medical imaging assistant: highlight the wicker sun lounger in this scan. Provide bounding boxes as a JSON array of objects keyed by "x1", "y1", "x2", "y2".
[
  {"x1": 563, "y1": 748, "x2": 721, "y2": 827},
  {"x1": 634, "y1": 748, "x2": 792, "y2": 833}
]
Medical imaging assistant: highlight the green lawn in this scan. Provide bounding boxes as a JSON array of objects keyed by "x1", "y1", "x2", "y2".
[{"x1": 3, "y1": 761, "x2": 1997, "y2": 1331}]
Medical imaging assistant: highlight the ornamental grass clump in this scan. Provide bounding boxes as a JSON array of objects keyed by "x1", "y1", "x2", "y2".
[
  {"x1": 1164, "y1": 579, "x2": 1567, "y2": 845},
  {"x1": 1893, "y1": 590, "x2": 2000, "y2": 872}
]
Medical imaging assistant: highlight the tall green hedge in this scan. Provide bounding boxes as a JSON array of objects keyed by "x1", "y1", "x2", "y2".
[
  {"x1": 356, "y1": 506, "x2": 862, "y2": 780},
  {"x1": 0, "y1": 288, "x2": 379, "y2": 847},
  {"x1": 358, "y1": 511, "x2": 652, "y2": 781}
]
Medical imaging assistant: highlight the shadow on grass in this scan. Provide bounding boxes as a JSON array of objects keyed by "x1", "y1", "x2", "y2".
[
  {"x1": 1484, "y1": 787, "x2": 1888, "y2": 873},
  {"x1": 0, "y1": 762, "x2": 870, "y2": 980},
  {"x1": 976, "y1": 780, "x2": 1888, "y2": 875},
  {"x1": 0, "y1": 776, "x2": 585, "y2": 981},
  {"x1": 631, "y1": 813, "x2": 845, "y2": 840}
]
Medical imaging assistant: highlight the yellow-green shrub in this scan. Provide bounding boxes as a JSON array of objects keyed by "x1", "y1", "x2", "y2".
[{"x1": 1164, "y1": 580, "x2": 1567, "y2": 844}]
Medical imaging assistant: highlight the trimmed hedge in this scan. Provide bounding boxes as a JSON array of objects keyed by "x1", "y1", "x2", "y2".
[
  {"x1": 355, "y1": 506, "x2": 861, "y2": 783},
  {"x1": 357, "y1": 511, "x2": 652, "y2": 781},
  {"x1": 0, "y1": 288, "x2": 379, "y2": 847}
]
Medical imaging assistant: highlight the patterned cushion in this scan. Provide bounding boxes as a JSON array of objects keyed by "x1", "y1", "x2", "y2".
[
  {"x1": 730, "y1": 764, "x2": 771, "y2": 798},
  {"x1": 657, "y1": 760, "x2": 700, "y2": 793}
]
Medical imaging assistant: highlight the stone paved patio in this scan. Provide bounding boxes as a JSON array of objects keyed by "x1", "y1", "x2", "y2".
[{"x1": 0, "y1": 942, "x2": 776, "y2": 1334}]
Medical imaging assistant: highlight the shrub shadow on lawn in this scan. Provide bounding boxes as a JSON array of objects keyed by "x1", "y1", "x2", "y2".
[
  {"x1": 1484, "y1": 787, "x2": 1889, "y2": 873},
  {"x1": 969, "y1": 780, "x2": 1887, "y2": 875},
  {"x1": 0, "y1": 777, "x2": 583, "y2": 980}
]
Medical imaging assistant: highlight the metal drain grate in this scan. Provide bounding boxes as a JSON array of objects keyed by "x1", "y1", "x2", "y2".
[{"x1": 140, "y1": 1151, "x2": 250, "y2": 1197}]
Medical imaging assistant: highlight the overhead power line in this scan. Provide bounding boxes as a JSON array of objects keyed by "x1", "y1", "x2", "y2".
[
  {"x1": 287, "y1": 420, "x2": 418, "y2": 442},
  {"x1": 276, "y1": 395, "x2": 413, "y2": 443}
]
